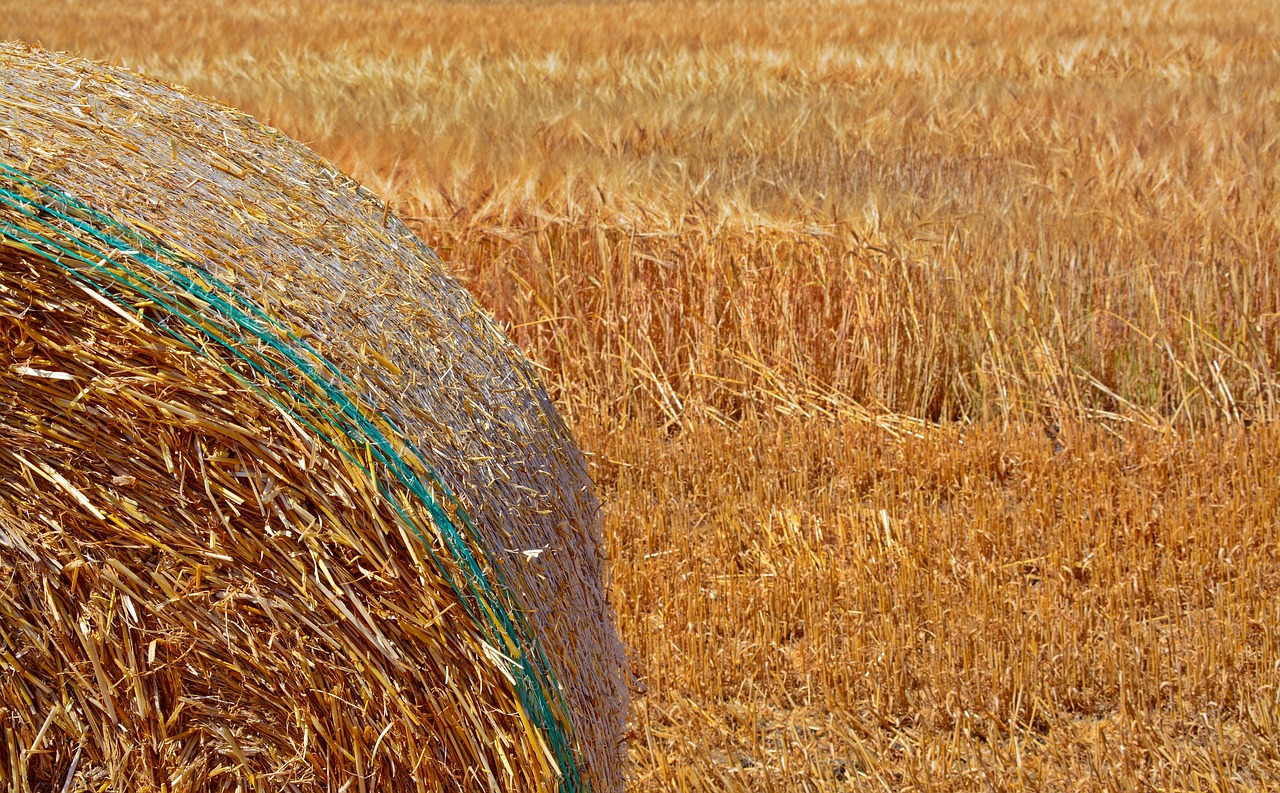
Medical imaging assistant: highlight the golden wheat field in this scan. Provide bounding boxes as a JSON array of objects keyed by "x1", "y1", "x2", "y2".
[{"x1": 2, "y1": 0, "x2": 1279, "y2": 789}]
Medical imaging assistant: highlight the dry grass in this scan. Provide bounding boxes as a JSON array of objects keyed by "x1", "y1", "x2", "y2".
[
  {"x1": 595, "y1": 416, "x2": 1280, "y2": 789},
  {"x1": 2, "y1": 0, "x2": 1279, "y2": 789}
]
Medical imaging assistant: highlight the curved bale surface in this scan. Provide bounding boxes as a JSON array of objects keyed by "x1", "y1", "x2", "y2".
[{"x1": 0, "y1": 43, "x2": 626, "y2": 792}]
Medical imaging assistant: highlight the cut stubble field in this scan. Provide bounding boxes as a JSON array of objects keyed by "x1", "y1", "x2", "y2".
[{"x1": 2, "y1": 0, "x2": 1278, "y2": 789}]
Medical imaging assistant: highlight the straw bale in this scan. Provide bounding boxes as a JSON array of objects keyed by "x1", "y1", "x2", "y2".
[{"x1": 0, "y1": 42, "x2": 626, "y2": 792}]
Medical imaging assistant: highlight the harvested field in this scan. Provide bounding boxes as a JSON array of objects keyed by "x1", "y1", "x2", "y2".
[{"x1": 2, "y1": 0, "x2": 1280, "y2": 790}]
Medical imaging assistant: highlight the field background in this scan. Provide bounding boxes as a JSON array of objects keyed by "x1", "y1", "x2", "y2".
[{"x1": 3, "y1": 0, "x2": 1279, "y2": 789}]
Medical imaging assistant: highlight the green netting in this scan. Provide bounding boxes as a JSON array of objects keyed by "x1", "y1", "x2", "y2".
[{"x1": 0, "y1": 159, "x2": 586, "y2": 792}]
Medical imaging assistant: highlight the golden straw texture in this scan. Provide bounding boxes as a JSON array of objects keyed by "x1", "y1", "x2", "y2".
[{"x1": 0, "y1": 42, "x2": 625, "y2": 792}]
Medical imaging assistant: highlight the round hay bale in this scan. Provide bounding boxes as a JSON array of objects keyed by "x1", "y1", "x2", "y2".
[{"x1": 0, "y1": 43, "x2": 626, "y2": 792}]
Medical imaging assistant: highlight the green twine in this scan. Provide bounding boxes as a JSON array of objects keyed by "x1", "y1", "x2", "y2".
[{"x1": 0, "y1": 160, "x2": 585, "y2": 792}]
